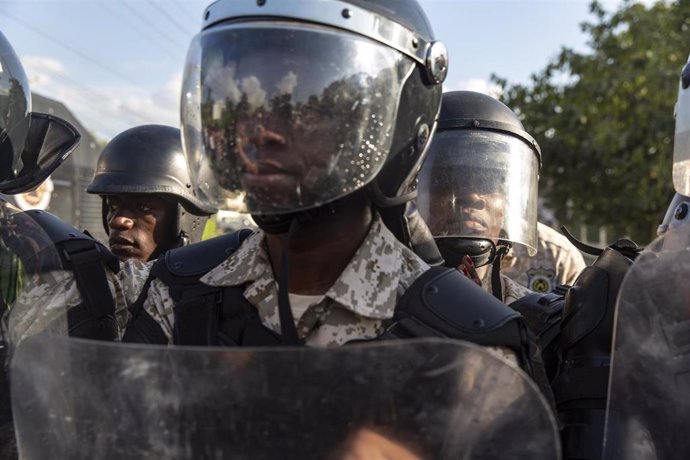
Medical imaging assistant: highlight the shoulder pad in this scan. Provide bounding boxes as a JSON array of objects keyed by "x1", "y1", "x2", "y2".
[
  {"x1": 163, "y1": 228, "x2": 254, "y2": 278},
  {"x1": 25, "y1": 210, "x2": 99, "y2": 245},
  {"x1": 397, "y1": 266, "x2": 520, "y2": 335},
  {"x1": 25, "y1": 209, "x2": 118, "y2": 273}
]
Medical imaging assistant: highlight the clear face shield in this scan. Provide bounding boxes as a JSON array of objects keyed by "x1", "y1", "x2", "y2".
[
  {"x1": 0, "y1": 31, "x2": 30, "y2": 179},
  {"x1": 181, "y1": 22, "x2": 414, "y2": 216},
  {"x1": 417, "y1": 130, "x2": 539, "y2": 259},
  {"x1": 0, "y1": 202, "x2": 67, "y2": 350},
  {"x1": 673, "y1": 57, "x2": 690, "y2": 196}
]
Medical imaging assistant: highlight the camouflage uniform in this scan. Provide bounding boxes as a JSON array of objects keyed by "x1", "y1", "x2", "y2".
[
  {"x1": 502, "y1": 222, "x2": 586, "y2": 293},
  {"x1": 7, "y1": 216, "x2": 521, "y2": 369},
  {"x1": 140, "y1": 215, "x2": 430, "y2": 346}
]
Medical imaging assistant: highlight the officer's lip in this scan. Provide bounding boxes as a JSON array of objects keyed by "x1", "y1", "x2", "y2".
[
  {"x1": 461, "y1": 216, "x2": 488, "y2": 232},
  {"x1": 242, "y1": 161, "x2": 299, "y2": 187},
  {"x1": 109, "y1": 236, "x2": 135, "y2": 250},
  {"x1": 252, "y1": 160, "x2": 298, "y2": 175}
]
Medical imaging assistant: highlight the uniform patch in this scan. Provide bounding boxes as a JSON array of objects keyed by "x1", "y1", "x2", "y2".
[{"x1": 526, "y1": 267, "x2": 556, "y2": 293}]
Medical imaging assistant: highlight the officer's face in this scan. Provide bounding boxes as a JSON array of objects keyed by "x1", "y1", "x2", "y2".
[
  {"x1": 457, "y1": 188, "x2": 506, "y2": 239},
  {"x1": 233, "y1": 102, "x2": 341, "y2": 208},
  {"x1": 428, "y1": 183, "x2": 506, "y2": 239},
  {"x1": 104, "y1": 195, "x2": 178, "y2": 262}
]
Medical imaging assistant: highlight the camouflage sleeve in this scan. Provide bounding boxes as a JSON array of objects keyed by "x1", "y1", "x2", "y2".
[
  {"x1": 140, "y1": 278, "x2": 176, "y2": 344},
  {"x1": 6, "y1": 270, "x2": 80, "y2": 345}
]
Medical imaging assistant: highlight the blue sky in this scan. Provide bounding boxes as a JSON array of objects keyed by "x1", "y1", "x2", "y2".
[{"x1": 0, "y1": 0, "x2": 646, "y2": 140}]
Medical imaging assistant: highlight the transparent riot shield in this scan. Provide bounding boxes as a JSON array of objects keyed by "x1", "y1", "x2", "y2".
[
  {"x1": 604, "y1": 222, "x2": 690, "y2": 459},
  {"x1": 0, "y1": 199, "x2": 67, "y2": 459},
  {"x1": 12, "y1": 337, "x2": 560, "y2": 459}
]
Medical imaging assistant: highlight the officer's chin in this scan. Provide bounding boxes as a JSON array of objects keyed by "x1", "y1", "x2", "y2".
[
  {"x1": 110, "y1": 245, "x2": 146, "y2": 263},
  {"x1": 252, "y1": 213, "x2": 295, "y2": 235}
]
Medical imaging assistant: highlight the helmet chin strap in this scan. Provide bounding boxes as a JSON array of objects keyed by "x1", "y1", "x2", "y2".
[
  {"x1": 253, "y1": 191, "x2": 370, "y2": 343},
  {"x1": 490, "y1": 243, "x2": 511, "y2": 301},
  {"x1": 252, "y1": 207, "x2": 336, "y2": 344},
  {"x1": 276, "y1": 217, "x2": 302, "y2": 345},
  {"x1": 177, "y1": 232, "x2": 190, "y2": 247},
  {"x1": 436, "y1": 237, "x2": 511, "y2": 301}
]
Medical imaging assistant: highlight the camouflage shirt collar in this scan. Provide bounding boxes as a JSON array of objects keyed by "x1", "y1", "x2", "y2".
[
  {"x1": 202, "y1": 215, "x2": 408, "y2": 320},
  {"x1": 202, "y1": 230, "x2": 270, "y2": 287}
]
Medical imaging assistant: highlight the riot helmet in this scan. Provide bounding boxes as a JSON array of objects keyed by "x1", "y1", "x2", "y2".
[
  {"x1": 657, "y1": 192, "x2": 690, "y2": 237},
  {"x1": 180, "y1": 0, "x2": 448, "y2": 229},
  {"x1": 417, "y1": 91, "x2": 541, "y2": 268},
  {"x1": 673, "y1": 54, "x2": 690, "y2": 196},
  {"x1": 664, "y1": 56, "x2": 690, "y2": 250},
  {"x1": 86, "y1": 125, "x2": 217, "y2": 246},
  {"x1": 0, "y1": 31, "x2": 80, "y2": 194}
]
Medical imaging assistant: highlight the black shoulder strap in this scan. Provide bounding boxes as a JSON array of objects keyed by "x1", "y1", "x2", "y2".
[
  {"x1": 26, "y1": 210, "x2": 119, "y2": 340},
  {"x1": 123, "y1": 229, "x2": 255, "y2": 345},
  {"x1": 121, "y1": 272, "x2": 167, "y2": 344}
]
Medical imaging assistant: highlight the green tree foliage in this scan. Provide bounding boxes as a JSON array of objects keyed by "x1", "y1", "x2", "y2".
[{"x1": 493, "y1": 0, "x2": 690, "y2": 243}]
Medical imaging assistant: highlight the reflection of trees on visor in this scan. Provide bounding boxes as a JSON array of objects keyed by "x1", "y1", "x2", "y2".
[
  {"x1": 188, "y1": 25, "x2": 409, "y2": 214},
  {"x1": 203, "y1": 73, "x2": 382, "y2": 169}
]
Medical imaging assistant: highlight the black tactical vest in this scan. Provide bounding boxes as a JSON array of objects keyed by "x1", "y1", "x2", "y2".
[
  {"x1": 122, "y1": 230, "x2": 548, "y2": 390},
  {"x1": 22, "y1": 210, "x2": 120, "y2": 340}
]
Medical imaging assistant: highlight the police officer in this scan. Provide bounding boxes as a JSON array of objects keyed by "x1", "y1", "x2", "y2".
[
  {"x1": 416, "y1": 90, "x2": 540, "y2": 305},
  {"x1": 86, "y1": 125, "x2": 217, "y2": 262},
  {"x1": 109, "y1": 0, "x2": 552, "y2": 386},
  {"x1": 0, "y1": 30, "x2": 128, "y2": 345},
  {"x1": 502, "y1": 222, "x2": 587, "y2": 293},
  {"x1": 0, "y1": 30, "x2": 84, "y2": 331},
  {"x1": 6, "y1": 0, "x2": 551, "y2": 411},
  {"x1": 2, "y1": 3, "x2": 559, "y2": 454},
  {"x1": 0, "y1": 30, "x2": 128, "y2": 459}
]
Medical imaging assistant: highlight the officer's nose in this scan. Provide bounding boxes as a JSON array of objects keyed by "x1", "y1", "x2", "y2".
[
  {"x1": 108, "y1": 212, "x2": 134, "y2": 231},
  {"x1": 461, "y1": 192, "x2": 486, "y2": 210},
  {"x1": 251, "y1": 125, "x2": 286, "y2": 147}
]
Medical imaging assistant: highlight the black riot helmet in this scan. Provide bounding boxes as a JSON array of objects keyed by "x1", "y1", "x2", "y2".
[
  {"x1": 417, "y1": 91, "x2": 541, "y2": 268},
  {"x1": 0, "y1": 31, "x2": 80, "y2": 194},
  {"x1": 180, "y1": 0, "x2": 448, "y2": 233},
  {"x1": 673, "y1": 54, "x2": 690, "y2": 196},
  {"x1": 86, "y1": 125, "x2": 217, "y2": 246}
]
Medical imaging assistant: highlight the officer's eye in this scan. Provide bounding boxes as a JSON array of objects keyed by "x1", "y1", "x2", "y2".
[{"x1": 136, "y1": 204, "x2": 153, "y2": 213}]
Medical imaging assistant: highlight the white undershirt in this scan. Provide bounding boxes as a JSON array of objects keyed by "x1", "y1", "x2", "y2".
[{"x1": 288, "y1": 293, "x2": 325, "y2": 323}]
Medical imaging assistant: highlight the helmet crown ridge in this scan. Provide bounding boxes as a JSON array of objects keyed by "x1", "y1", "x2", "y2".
[{"x1": 87, "y1": 124, "x2": 217, "y2": 215}]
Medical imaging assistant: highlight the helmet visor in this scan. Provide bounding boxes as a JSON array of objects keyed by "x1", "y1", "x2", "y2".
[
  {"x1": 673, "y1": 61, "x2": 690, "y2": 196},
  {"x1": 181, "y1": 23, "x2": 412, "y2": 215},
  {"x1": 417, "y1": 130, "x2": 539, "y2": 255}
]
